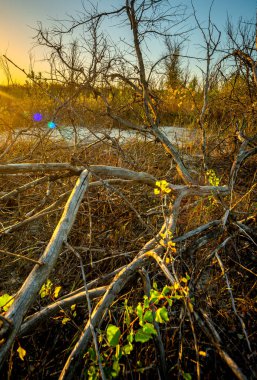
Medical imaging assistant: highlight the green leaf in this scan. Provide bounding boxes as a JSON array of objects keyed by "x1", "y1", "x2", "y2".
[
  {"x1": 162, "y1": 285, "x2": 172, "y2": 296},
  {"x1": 39, "y1": 279, "x2": 53, "y2": 298},
  {"x1": 183, "y1": 372, "x2": 192, "y2": 380},
  {"x1": 136, "y1": 303, "x2": 144, "y2": 325},
  {"x1": 143, "y1": 323, "x2": 157, "y2": 335},
  {"x1": 106, "y1": 325, "x2": 121, "y2": 347},
  {"x1": 124, "y1": 299, "x2": 133, "y2": 327},
  {"x1": 155, "y1": 307, "x2": 169, "y2": 323},
  {"x1": 127, "y1": 329, "x2": 134, "y2": 343},
  {"x1": 173, "y1": 294, "x2": 182, "y2": 300},
  {"x1": 135, "y1": 328, "x2": 152, "y2": 343},
  {"x1": 143, "y1": 295, "x2": 150, "y2": 308},
  {"x1": 122, "y1": 342, "x2": 133, "y2": 355},
  {"x1": 153, "y1": 281, "x2": 158, "y2": 290},
  {"x1": 165, "y1": 297, "x2": 173, "y2": 307},
  {"x1": 0, "y1": 294, "x2": 14, "y2": 311},
  {"x1": 137, "y1": 360, "x2": 145, "y2": 373},
  {"x1": 143, "y1": 310, "x2": 153, "y2": 323},
  {"x1": 136, "y1": 302, "x2": 143, "y2": 317},
  {"x1": 124, "y1": 310, "x2": 130, "y2": 328},
  {"x1": 88, "y1": 365, "x2": 98, "y2": 380},
  {"x1": 149, "y1": 289, "x2": 160, "y2": 304},
  {"x1": 111, "y1": 359, "x2": 120, "y2": 378},
  {"x1": 88, "y1": 347, "x2": 96, "y2": 361}
]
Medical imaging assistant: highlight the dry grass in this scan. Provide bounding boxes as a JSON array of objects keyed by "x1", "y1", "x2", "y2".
[{"x1": 0, "y1": 127, "x2": 256, "y2": 379}]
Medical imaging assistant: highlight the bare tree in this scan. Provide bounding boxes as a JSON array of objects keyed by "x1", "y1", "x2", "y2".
[
  {"x1": 33, "y1": 0, "x2": 196, "y2": 184},
  {"x1": 225, "y1": 17, "x2": 257, "y2": 127},
  {"x1": 191, "y1": 0, "x2": 221, "y2": 170}
]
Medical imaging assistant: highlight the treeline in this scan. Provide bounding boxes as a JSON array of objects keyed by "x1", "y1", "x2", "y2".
[{"x1": 1, "y1": 67, "x2": 256, "y2": 132}]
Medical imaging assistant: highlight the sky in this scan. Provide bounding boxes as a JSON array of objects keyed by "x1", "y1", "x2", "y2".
[{"x1": 0, "y1": 0, "x2": 256, "y2": 84}]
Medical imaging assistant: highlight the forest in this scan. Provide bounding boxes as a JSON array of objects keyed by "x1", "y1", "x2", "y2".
[{"x1": 0, "y1": 1, "x2": 256, "y2": 379}]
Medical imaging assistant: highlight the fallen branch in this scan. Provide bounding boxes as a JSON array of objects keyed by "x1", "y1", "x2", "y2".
[
  {"x1": 0, "y1": 169, "x2": 90, "y2": 369},
  {"x1": 229, "y1": 143, "x2": 257, "y2": 190},
  {"x1": 0, "y1": 249, "x2": 43, "y2": 266},
  {"x1": 195, "y1": 310, "x2": 247, "y2": 380},
  {"x1": 19, "y1": 286, "x2": 107, "y2": 336}
]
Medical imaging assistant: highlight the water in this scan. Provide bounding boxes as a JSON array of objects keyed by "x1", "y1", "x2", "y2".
[
  {"x1": 0, "y1": 125, "x2": 196, "y2": 147},
  {"x1": 50, "y1": 125, "x2": 196, "y2": 146}
]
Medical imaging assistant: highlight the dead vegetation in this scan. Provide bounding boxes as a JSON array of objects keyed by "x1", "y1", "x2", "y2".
[
  {"x1": 0, "y1": 131, "x2": 256, "y2": 379},
  {"x1": 0, "y1": 1, "x2": 257, "y2": 378}
]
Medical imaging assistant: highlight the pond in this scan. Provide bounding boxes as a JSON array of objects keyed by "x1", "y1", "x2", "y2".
[
  {"x1": 51, "y1": 125, "x2": 197, "y2": 146},
  {"x1": 0, "y1": 125, "x2": 197, "y2": 148}
]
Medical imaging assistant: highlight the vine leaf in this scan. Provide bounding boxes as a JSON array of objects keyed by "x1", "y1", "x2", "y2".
[
  {"x1": 0, "y1": 294, "x2": 14, "y2": 311},
  {"x1": 107, "y1": 325, "x2": 121, "y2": 347},
  {"x1": 155, "y1": 307, "x2": 169, "y2": 323},
  {"x1": 135, "y1": 328, "x2": 152, "y2": 343}
]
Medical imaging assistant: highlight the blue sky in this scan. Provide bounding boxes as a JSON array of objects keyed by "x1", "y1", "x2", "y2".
[{"x1": 0, "y1": 0, "x2": 256, "y2": 83}]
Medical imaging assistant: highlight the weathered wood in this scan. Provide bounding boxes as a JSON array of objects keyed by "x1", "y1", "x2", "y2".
[
  {"x1": 151, "y1": 125, "x2": 197, "y2": 184},
  {"x1": 19, "y1": 287, "x2": 107, "y2": 336},
  {"x1": 0, "y1": 163, "x2": 83, "y2": 174},
  {"x1": 89, "y1": 165, "x2": 156, "y2": 186},
  {"x1": 229, "y1": 144, "x2": 257, "y2": 189},
  {"x1": 0, "y1": 169, "x2": 90, "y2": 369},
  {"x1": 174, "y1": 220, "x2": 221, "y2": 242},
  {"x1": 0, "y1": 163, "x2": 231, "y2": 196},
  {"x1": 0, "y1": 163, "x2": 156, "y2": 185}
]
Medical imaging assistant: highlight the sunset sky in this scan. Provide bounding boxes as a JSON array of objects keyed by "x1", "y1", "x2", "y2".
[{"x1": 0, "y1": 0, "x2": 256, "y2": 84}]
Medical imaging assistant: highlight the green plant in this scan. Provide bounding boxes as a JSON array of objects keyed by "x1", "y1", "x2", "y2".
[
  {"x1": 206, "y1": 169, "x2": 221, "y2": 205},
  {"x1": 39, "y1": 279, "x2": 61, "y2": 299},
  {"x1": 206, "y1": 169, "x2": 220, "y2": 187},
  {"x1": 0, "y1": 294, "x2": 14, "y2": 312},
  {"x1": 84, "y1": 280, "x2": 190, "y2": 379}
]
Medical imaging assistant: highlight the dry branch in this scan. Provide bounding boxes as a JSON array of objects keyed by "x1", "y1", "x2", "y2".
[
  {"x1": 0, "y1": 163, "x2": 83, "y2": 174},
  {"x1": 19, "y1": 286, "x2": 107, "y2": 337},
  {"x1": 0, "y1": 169, "x2": 90, "y2": 368},
  {"x1": 229, "y1": 142, "x2": 257, "y2": 189},
  {"x1": 194, "y1": 310, "x2": 247, "y2": 380},
  {"x1": 0, "y1": 163, "x2": 156, "y2": 185},
  {"x1": 174, "y1": 219, "x2": 221, "y2": 242}
]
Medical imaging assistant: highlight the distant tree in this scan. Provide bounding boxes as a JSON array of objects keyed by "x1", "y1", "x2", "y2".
[
  {"x1": 164, "y1": 40, "x2": 184, "y2": 88},
  {"x1": 188, "y1": 75, "x2": 198, "y2": 90}
]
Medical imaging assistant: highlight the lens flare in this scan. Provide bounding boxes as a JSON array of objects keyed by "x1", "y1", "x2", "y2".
[
  {"x1": 33, "y1": 113, "x2": 43, "y2": 122},
  {"x1": 0, "y1": 90, "x2": 16, "y2": 101},
  {"x1": 47, "y1": 121, "x2": 56, "y2": 129}
]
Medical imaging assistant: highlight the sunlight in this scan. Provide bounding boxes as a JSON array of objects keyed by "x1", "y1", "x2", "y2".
[{"x1": 0, "y1": 89, "x2": 17, "y2": 101}]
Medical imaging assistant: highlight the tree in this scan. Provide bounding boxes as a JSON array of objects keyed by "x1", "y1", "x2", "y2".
[
  {"x1": 191, "y1": 0, "x2": 221, "y2": 170},
  {"x1": 164, "y1": 40, "x2": 184, "y2": 88},
  {"x1": 223, "y1": 17, "x2": 257, "y2": 127}
]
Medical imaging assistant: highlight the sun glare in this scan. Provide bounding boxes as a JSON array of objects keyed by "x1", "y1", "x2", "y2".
[{"x1": 0, "y1": 90, "x2": 17, "y2": 101}]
